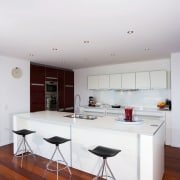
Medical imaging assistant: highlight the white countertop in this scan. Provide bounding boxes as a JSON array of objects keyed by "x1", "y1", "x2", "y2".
[{"x1": 14, "y1": 111, "x2": 165, "y2": 136}]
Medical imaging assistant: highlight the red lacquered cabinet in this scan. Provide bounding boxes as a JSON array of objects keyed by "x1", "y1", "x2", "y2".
[
  {"x1": 30, "y1": 63, "x2": 74, "y2": 112},
  {"x1": 30, "y1": 64, "x2": 45, "y2": 112},
  {"x1": 58, "y1": 70, "x2": 65, "y2": 111},
  {"x1": 64, "y1": 70, "x2": 74, "y2": 112},
  {"x1": 45, "y1": 67, "x2": 58, "y2": 81}
]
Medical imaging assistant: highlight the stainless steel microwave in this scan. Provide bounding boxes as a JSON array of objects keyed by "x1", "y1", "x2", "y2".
[{"x1": 45, "y1": 81, "x2": 58, "y2": 93}]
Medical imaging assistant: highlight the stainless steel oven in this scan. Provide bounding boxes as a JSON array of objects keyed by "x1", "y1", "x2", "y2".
[
  {"x1": 45, "y1": 81, "x2": 58, "y2": 111},
  {"x1": 45, "y1": 81, "x2": 58, "y2": 94}
]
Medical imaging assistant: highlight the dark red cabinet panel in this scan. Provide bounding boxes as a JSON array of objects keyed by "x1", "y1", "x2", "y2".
[
  {"x1": 30, "y1": 64, "x2": 45, "y2": 112},
  {"x1": 65, "y1": 70, "x2": 74, "y2": 85},
  {"x1": 30, "y1": 64, "x2": 45, "y2": 84},
  {"x1": 58, "y1": 70, "x2": 65, "y2": 110},
  {"x1": 30, "y1": 84, "x2": 45, "y2": 112},
  {"x1": 30, "y1": 63, "x2": 74, "y2": 112},
  {"x1": 64, "y1": 70, "x2": 74, "y2": 112},
  {"x1": 45, "y1": 67, "x2": 58, "y2": 81}
]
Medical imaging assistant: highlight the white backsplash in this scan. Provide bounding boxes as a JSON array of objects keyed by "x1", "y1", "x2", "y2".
[{"x1": 91, "y1": 89, "x2": 171, "y2": 108}]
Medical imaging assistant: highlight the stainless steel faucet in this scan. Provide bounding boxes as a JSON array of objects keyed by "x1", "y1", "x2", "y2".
[{"x1": 74, "y1": 94, "x2": 81, "y2": 114}]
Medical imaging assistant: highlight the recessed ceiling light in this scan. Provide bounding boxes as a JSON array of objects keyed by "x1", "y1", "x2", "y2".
[
  {"x1": 29, "y1": 53, "x2": 34, "y2": 57},
  {"x1": 110, "y1": 53, "x2": 116, "y2": 56},
  {"x1": 83, "y1": 40, "x2": 90, "y2": 44},
  {"x1": 127, "y1": 30, "x2": 134, "y2": 34},
  {"x1": 52, "y1": 48, "x2": 58, "y2": 51},
  {"x1": 144, "y1": 48, "x2": 150, "y2": 51}
]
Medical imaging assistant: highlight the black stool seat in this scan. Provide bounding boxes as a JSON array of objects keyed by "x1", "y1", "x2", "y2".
[
  {"x1": 43, "y1": 136, "x2": 70, "y2": 146},
  {"x1": 13, "y1": 129, "x2": 36, "y2": 136},
  {"x1": 12, "y1": 129, "x2": 36, "y2": 168},
  {"x1": 89, "y1": 146, "x2": 121, "y2": 159},
  {"x1": 89, "y1": 145, "x2": 121, "y2": 180}
]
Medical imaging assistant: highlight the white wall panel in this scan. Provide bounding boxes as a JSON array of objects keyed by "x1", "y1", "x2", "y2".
[
  {"x1": 0, "y1": 56, "x2": 30, "y2": 146},
  {"x1": 171, "y1": 53, "x2": 180, "y2": 147}
]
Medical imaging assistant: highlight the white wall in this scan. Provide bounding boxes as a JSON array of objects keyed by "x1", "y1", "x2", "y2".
[
  {"x1": 0, "y1": 56, "x2": 30, "y2": 146},
  {"x1": 74, "y1": 59, "x2": 170, "y2": 108},
  {"x1": 171, "y1": 52, "x2": 180, "y2": 147}
]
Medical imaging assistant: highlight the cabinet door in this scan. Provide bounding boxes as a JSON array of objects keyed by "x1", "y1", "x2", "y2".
[
  {"x1": 122, "y1": 73, "x2": 135, "y2": 89},
  {"x1": 30, "y1": 84, "x2": 45, "y2": 112},
  {"x1": 88, "y1": 76, "x2": 99, "y2": 89},
  {"x1": 30, "y1": 64, "x2": 45, "y2": 84},
  {"x1": 45, "y1": 67, "x2": 58, "y2": 81},
  {"x1": 65, "y1": 86, "x2": 74, "y2": 112},
  {"x1": 136, "y1": 72, "x2": 150, "y2": 89},
  {"x1": 99, "y1": 75, "x2": 109, "y2": 89},
  {"x1": 30, "y1": 64, "x2": 45, "y2": 112},
  {"x1": 65, "y1": 70, "x2": 74, "y2": 112},
  {"x1": 110, "y1": 74, "x2": 122, "y2": 89},
  {"x1": 58, "y1": 70, "x2": 65, "y2": 110},
  {"x1": 88, "y1": 75, "x2": 109, "y2": 89},
  {"x1": 150, "y1": 71, "x2": 167, "y2": 89},
  {"x1": 65, "y1": 70, "x2": 74, "y2": 85}
]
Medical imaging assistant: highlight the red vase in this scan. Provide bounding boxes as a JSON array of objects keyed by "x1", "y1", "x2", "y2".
[{"x1": 125, "y1": 108, "x2": 133, "y2": 121}]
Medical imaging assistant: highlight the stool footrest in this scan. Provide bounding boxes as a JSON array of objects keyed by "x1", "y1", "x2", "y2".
[
  {"x1": 46, "y1": 161, "x2": 71, "y2": 172},
  {"x1": 43, "y1": 145, "x2": 72, "y2": 178}
]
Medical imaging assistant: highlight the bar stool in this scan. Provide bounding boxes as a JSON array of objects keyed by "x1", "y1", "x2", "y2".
[
  {"x1": 12, "y1": 129, "x2": 36, "y2": 167},
  {"x1": 43, "y1": 136, "x2": 72, "y2": 179},
  {"x1": 88, "y1": 145, "x2": 121, "y2": 180}
]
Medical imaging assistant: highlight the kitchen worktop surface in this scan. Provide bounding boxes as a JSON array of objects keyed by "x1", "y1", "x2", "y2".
[{"x1": 14, "y1": 111, "x2": 165, "y2": 136}]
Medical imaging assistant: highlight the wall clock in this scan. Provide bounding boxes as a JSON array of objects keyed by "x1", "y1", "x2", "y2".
[{"x1": 11, "y1": 67, "x2": 22, "y2": 78}]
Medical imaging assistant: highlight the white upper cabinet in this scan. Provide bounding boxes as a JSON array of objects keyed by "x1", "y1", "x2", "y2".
[
  {"x1": 122, "y1": 73, "x2": 135, "y2": 89},
  {"x1": 88, "y1": 75, "x2": 109, "y2": 89},
  {"x1": 88, "y1": 70, "x2": 167, "y2": 90},
  {"x1": 99, "y1": 75, "x2": 109, "y2": 89},
  {"x1": 88, "y1": 75, "x2": 99, "y2": 89},
  {"x1": 150, "y1": 70, "x2": 167, "y2": 89},
  {"x1": 136, "y1": 72, "x2": 150, "y2": 89},
  {"x1": 109, "y1": 74, "x2": 122, "y2": 89}
]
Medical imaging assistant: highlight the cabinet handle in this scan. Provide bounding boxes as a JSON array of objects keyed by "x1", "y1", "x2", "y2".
[
  {"x1": 46, "y1": 77, "x2": 58, "y2": 80},
  {"x1": 65, "y1": 107, "x2": 74, "y2": 110},
  {"x1": 31, "y1": 83, "x2": 44, "y2": 86},
  {"x1": 65, "y1": 85, "x2": 74, "y2": 87}
]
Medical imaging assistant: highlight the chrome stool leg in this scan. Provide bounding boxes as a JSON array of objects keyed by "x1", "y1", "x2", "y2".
[
  {"x1": 57, "y1": 146, "x2": 72, "y2": 176},
  {"x1": 13, "y1": 136, "x2": 36, "y2": 168},
  {"x1": 105, "y1": 160, "x2": 116, "y2": 180},
  {"x1": 43, "y1": 145, "x2": 72, "y2": 179},
  {"x1": 93, "y1": 159, "x2": 116, "y2": 180}
]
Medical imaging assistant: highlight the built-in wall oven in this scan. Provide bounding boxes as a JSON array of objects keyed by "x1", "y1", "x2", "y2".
[{"x1": 45, "y1": 81, "x2": 58, "y2": 111}]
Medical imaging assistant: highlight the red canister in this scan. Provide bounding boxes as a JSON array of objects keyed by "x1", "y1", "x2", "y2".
[{"x1": 125, "y1": 108, "x2": 133, "y2": 121}]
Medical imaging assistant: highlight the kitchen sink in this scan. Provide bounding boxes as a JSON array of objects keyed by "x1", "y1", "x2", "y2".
[{"x1": 64, "y1": 114, "x2": 97, "y2": 120}]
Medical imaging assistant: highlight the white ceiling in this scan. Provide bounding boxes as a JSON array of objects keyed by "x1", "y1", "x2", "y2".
[{"x1": 0, "y1": 0, "x2": 180, "y2": 69}]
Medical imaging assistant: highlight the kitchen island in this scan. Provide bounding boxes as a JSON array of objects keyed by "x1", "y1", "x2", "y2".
[{"x1": 13, "y1": 111, "x2": 165, "y2": 180}]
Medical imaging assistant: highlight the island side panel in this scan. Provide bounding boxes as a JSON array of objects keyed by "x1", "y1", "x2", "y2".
[
  {"x1": 71, "y1": 126, "x2": 139, "y2": 180},
  {"x1": 140, "y1": 123, "x2": 165, "y2": 180}
]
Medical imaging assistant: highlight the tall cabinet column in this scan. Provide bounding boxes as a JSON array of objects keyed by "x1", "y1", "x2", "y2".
[{"x1": 171, "y1": 52, "x2": 180, "y2": 147}]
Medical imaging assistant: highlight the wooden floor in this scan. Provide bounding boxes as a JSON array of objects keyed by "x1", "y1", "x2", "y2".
[{"x1": 0, "y1": 144, "x2": 180, "y2": 180}]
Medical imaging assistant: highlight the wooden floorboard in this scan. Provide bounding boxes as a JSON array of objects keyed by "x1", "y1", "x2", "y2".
[{"x1": 0, "y1": 144, "x2": 180, "y2": 179}]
